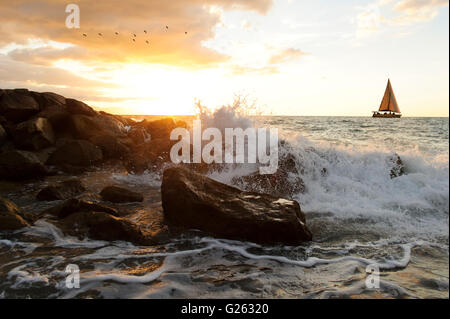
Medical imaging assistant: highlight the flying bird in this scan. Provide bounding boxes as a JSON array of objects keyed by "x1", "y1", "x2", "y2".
[
  {"x1": 132, "y1": 39, "x2": 136, "y2": 42},
  {"x1": 146, "y1": 40, "x2": 149, "y2": 44},
  {"x1": 185, "y1": 31, "x2": 188, "y2": 35},
  {"x1": 115, "y1": 32, "x2": 119, "y2": 35},
  {"x1": 82, "y1": 33, "x2": 87, "y2": 37},
  {"x1": 98, "y1": 33, "x2": 103, "y2": 36},
  {"x1": 133, "y1": 33, "x2": 136, "y2": 37},
  {"x1": 144, "y1": 30, "x2": 147, "y2": 34},
  {"x1": 166, "y1": 26, "x2": 169, "y2": 30}
]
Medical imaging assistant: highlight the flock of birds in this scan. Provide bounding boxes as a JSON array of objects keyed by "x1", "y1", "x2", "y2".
[{"x1": 81, "y1": 26, "x2": 188, "y2": 45}]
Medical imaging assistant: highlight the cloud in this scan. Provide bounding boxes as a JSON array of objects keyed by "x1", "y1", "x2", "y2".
[
  {"x1": 0, "y1": 0, "x2": 273, "y2": 67},
  {"x1": 268, "y1": 48, "x2": 307, "y2": 65},
  {"x1": 0, "y1": 54, "x2": 116, "y2": 89},
  {"x1": 355, "y1": 0, "x2": 448, "y2": 38},
  {"x1": 393, "y1": 0, "x2": 449, "y2": 24}
]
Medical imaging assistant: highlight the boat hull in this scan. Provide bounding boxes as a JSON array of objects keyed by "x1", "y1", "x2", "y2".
[{"x1": 372, "y1": 113, "x2": 401, "y2": 118}]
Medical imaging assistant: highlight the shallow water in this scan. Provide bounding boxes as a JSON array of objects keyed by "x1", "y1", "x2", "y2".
[{"x1": 0, "y1": 116, "x2": 448, "y2": 299}]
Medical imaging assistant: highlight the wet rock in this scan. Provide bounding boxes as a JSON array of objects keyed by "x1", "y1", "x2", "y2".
[
  {"x1": 127, "y1": 126, "x2": 151, "y2": 145},
  {"x1": 137, "y1": 118, "x2": 177, "y2": 139},
  {"x1": 34, "y1": 105, "x2": 70, "y2": 132},
  {"x1": 65, "y1": 98, "x2": 97, "y2": 116},
  {"x1": 0, "y1": 197, "x2": 29, "y2": 231},
  {"x1": 13, "y1": 117, "x2": 55, "y2": 150},
  {"x1": 0, "y1": 89, "x2": 40, "y2": 123},
  {"x1": 31, "y1": 92, "x2": 66, "y2": 108},
  {"x1": 0, "y1": 124, "x2": 7, "y2": 146},
  {"x1": 57, "y1": 211, "x2": 154, "y2": 245},
  {"x1": 43, "y1": 198, "x2": 118, "y2": 219},
  {"x1": 161, "y1": 166, "x2": 312, "y2": 245},
  {"x1": 46, "y1": 140, "x2": 103, "y2": 166},
  {"x1": 388, "y1": 153, "x2": 405, "y2": 179},
  {"x1": 70, "y1": 114, "x2": 127, "y2": 140},
  {"x1": 37, "y1": 179, "x2": 86, "y2": 201},
  {"x1": 232, "y1": 169, "x2": 305, "y2": 199},
  {"x1": 0, "y1": 150, "x2": 47, "y2": 180},
  {"x1": 100, "y1": 185, "x2": 144, "y2": 203},
  {"x1": 89, "y1": 134, "x2": 130, "y2": 159}
]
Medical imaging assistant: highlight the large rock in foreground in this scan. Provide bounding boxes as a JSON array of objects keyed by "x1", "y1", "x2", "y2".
[{"x1": 161, "y1": 167, "x2": 312, "y2": 245}]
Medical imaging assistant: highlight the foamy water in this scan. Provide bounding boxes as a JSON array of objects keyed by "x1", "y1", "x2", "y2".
[{"x1": 0, "y1": 115, "x2": 448, "y2": 299}]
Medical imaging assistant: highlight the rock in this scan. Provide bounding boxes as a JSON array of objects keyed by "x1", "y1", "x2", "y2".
[
  {"x1": 70, "y1": 114, "x2": 127, "y2": 140},
  {"x1": 13, "y1": 117, "x2": 55, "y2": 150},
  {"x1": 65, "y1": 98, "x2": 97, "y2": 116},
  {"x1": 388, "y1": 153, "x2": 405, "y2": 179},
  {"x1": 0, "y1": 124, "x2": 7, "y2": 146},
  {"x1": 0, "y1": 150, "x2": 47, "y2": 180},
  {"x1": 36, "y1": 179, "x2": 86, "y2": 201},
  {"x1": 89, "y1": 134, "x2": 130, "y2": 159},
  {"x1": 46, "y1": 140, "x2": 103, "y2": 166},
  {"x1": 57, "y1": 211, "x2": 154, "y2": 245},
  {"x1": 127, "y1": 126, "x2": 151, "y2": 145},
  {"x1": 0, "y1": 89, "x2": 40, "y2": 123},
  {"x1": 43, "y1": 198, "x2": 118, "y2": 219},
  {"x1": 100, "y1": 186, "x2": 144, "y2": 203},
  {"x1": 161, "y1": 166, "x2": 312, "y2": 244},
  {"x1": 232, "y1": 169, "x2": 305, "y2": 199},
  {"x1": 137, "y1": 118, "x2": 177, "y2": 139},
  {"x1": 124, "y1": 138, "x2": 177, "y2": 174},
  {"x1": 31, "y1": 92, "x2": 66, "y2": 108},
  {"x1": 34, "y1": 105, "x2": 70, "y2": 132},
  {"x1": 0, "y1": 197, "x2": 29, "y2": 231}
]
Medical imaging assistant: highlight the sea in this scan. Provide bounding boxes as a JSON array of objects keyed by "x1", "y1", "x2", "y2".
[{"x1": 0, "y1": 115, "x2": 448, "y2": 299}]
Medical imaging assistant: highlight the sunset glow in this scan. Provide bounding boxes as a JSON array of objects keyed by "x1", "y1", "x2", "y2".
[{"x1": 0, "y1": 0, "x2": 448, "y2": 116}]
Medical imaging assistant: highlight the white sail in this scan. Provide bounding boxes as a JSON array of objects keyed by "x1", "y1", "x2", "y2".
[{"x1": 379, "y1": 79, "x2": 400, "y2": 113}]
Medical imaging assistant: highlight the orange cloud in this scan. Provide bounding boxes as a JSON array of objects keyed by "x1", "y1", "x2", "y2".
[{"x1": 0, "y1": 0, "x2": 273, "y2": 67}]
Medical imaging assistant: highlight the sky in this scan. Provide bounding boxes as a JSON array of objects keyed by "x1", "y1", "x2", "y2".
[{"x1": 0, "y1": 0, "x2": 448, "y2": 116}]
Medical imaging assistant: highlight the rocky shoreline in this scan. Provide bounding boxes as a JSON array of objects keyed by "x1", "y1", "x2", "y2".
[{"x1": 0, "y1": 89, "x2": 320, "y2": 245}]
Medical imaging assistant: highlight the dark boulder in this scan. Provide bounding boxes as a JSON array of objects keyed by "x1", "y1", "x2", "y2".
[
  {"x1": 89, "y1": 134, "x2": 130, "y2": 159},
  {"x1": 36, "y1": 179, "x2": 86, "y2": 201},
  {"x1": 100, "y1": 185, "x2": 143, "y2": 203},
  {"x1": 127, "y1": 126, "x2": 151, "y2": 145},
  {"x1": 46, "y1": 140, "x2": 103, "y2": 166},
  {"x1": 57, "y1": 211, "x2": 154, "y2": 245},
  {"x1": 65, "y1": 98, "x2": 97, "y2": 116},
  {"x1": 43, "y1": 198, "x2": 118, "y2": 219},
  {"x1": 137, "y1": 118, "x2": 177, "y2": 139},
  {"x1": 0, "y1": 124, "x2": 7, "y2": 146},
  {"x1": 31, "y1": 92, "x2": 66, "y2": 109},
  {"x1": 0, "y1": 89, "x2": 40, "y2": 123},
  {"x1": 0, "y1": 150, "x2": 47, "y2": 180},
  {"x1": 161, "y1": 166, "x2": 312, "y2": 245},
  {"x1": 13, "y1": 117, "x2": 55, "y2": 150},
  {"x1": 0, "y1": 197, "x2": 29, "y2": 231},
  {"x1": 70, "y1": 114, "x2": 127, "y2": 140},
  {"x1": 34, "y1": 105, "x2": 70, "y2": 132}
]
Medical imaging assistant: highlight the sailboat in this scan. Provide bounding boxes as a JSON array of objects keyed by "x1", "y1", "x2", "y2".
[{"x1": 372, "y1": 79, "x2": 401, "y2": 118}]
